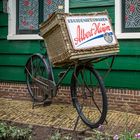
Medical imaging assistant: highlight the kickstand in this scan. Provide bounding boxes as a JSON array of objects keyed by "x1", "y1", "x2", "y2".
[
  {"x1": 105, "y1": 119, "x2": 108, "y2": 125},
  {"x1": 32, "y1": 98, "x2": 52, "y2": 109},
  {"x1": 73, "y1": 115, "x2": 80, "y2": 132},
  {"x1": 72, "y1": 115, "x2": 91, "y2": 138},
  {"x1": 32, "y1": 99, "x2": 35, "y2": 109}
]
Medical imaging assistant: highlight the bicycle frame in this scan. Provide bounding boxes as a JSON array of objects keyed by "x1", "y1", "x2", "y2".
[
  {"x1": 41, "y1": 51, "x2": 116, "y2": 98},
  {"x1": 38, "y1": 41, "x2": 116, "y2": 97}
]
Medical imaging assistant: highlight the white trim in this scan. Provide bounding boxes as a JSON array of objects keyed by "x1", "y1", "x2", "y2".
[
  {"x1": 115, "y1": 0, "x2": 140, "y2": 39},
  {"x1": 7, "y1": 0, "x2": 69, "y2": 40},
  {"x1": 65, "y1": 0, "x2": 69, "y2": 13},
  {"x1": 8, "y1": 0, "x2": 16, "y2": 38},
  {"x1": 7, "y1": 34, "x2": 43, "y2": 40}
]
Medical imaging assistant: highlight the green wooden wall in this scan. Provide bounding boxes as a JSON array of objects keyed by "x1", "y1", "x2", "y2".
[
  {"x1": 0, "y1": 0, "x2": 42, "y2": 81},
  {"x1": 0, "y1": 0, "x2": 140, "y2": 89}
]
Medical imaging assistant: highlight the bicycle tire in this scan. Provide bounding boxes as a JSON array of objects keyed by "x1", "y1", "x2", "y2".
[
  {"x1": 71, "y1": 64, "x2": 107, "y2": 128},
  {"x1": 25, "y1": 54, "x2": 51, "y2": 102}
]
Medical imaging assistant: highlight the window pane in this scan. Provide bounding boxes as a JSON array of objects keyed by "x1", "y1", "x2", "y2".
[
  {"x1": 17, "y1": 0, "x2": 39, "y2": 34},
  {"x1": 122, "y1": 0, "x2": 140, "y2": 32},
  {"x1": 44, "y1": 0, "x2": 65, "y2": 21}
]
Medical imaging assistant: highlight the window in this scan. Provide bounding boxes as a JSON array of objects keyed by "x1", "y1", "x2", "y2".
[
  {"x1": 115, "y1": 0, "x2": 140, "y2": 39},
  {"x1": 7, "y1": 0, "x2": 69, "y2": 40}
]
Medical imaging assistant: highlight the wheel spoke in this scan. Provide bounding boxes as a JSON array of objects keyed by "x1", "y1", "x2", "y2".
[{"x1": 31, "y1": 57, "x2": 34, "y2": 76}]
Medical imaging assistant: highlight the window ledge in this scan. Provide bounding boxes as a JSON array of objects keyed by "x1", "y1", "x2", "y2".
[
  {"x1": 116, "y1": 33, "x2": 140, "y2": 39},
  {"x1": 7, "y1": 34, "x2": 43, "y2": 40}
]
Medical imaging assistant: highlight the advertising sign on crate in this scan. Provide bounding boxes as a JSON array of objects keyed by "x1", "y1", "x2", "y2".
[
  {"x1": 40, "y1": 11, "x2": 119, "y2": 66},
  {"x1": 65, "y1": 15, "x2": 117, "y2": 50}
]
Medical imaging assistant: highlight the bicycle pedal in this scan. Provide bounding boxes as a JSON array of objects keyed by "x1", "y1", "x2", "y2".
[
  {"x1": 32, "y1": 102, "x2": 44, "y2": 109},
  {"x1": 43, "y1": 99, "x2": 52, "y2": 106}
]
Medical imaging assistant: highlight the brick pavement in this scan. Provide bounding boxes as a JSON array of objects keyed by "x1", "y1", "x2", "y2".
[{"x1": 0, "y1": 98, "x2": 139, "y2": 136}]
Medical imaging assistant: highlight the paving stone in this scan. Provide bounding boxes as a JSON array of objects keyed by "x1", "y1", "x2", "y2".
[{"x1": 0, "y1": 98, "x2": 139, "y2": 136}]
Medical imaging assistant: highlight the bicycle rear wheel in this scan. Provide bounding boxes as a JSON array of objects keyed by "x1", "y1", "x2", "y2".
[
  {"x1": 71, "y1": 64, "x2": 107, "y2": 128},
  {"x1": 25, "y1": 54, "x2": 51, "y2": 102}
]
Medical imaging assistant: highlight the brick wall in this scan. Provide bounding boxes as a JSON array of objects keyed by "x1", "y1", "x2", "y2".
[
  {"x1": 0, "y1": 82, "x2": 139, "y2": 114},
  {"x1": 0, "y1": 82, "x2": 31, "y2": 100}
]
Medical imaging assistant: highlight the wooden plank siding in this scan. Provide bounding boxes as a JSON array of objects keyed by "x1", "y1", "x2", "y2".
[
  {"x1": 0, "y1": 0, "x2": 140, "y2": 89},
  {"x1": 70, "y1": 0, "x2": 114, "y2": 8},
  {"x1": 0, "y1": 1, "x2": 3, "y2": 12},
  {"x1": 0, "y1": 13, "x2": 8, "y2": 26}
]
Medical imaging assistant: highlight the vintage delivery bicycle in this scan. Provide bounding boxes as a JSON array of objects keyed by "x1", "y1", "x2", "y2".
[{"x1": 25, "y1": 11, "x2": 119, "y2": 129}]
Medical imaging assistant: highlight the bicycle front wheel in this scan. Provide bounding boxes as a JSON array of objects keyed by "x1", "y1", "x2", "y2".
[{"x1": 71, "y1": 65, "x2": 107, "y2": 128}]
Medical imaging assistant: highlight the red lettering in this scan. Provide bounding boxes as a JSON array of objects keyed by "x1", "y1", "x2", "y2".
[
  {"x1": 74, "y1": 22, "x2": 111, "y2": 46},
  {"x1": 92, "y1": 23, "x2": 111, "y2": 35},
  {"x1": 74, "y1": 25, "x2": 94, "y2": 45}
]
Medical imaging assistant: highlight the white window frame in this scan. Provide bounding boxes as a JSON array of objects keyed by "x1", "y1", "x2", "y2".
[
  {"x1": 115, "y1": 0, "x2": 140, "y2": 39},
  {"x1": 7, "y1": 0, "x2": 69, "y2": 40}
]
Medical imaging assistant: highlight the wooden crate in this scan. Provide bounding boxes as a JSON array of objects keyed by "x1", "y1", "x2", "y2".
[{"x1": 40, "y1": 11, "x2": 119, "y2": 66}]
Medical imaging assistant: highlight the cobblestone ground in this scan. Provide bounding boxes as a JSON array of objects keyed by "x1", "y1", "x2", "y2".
[{"x1": 0, "y1": 98, "x2": 139, "y2": 136}]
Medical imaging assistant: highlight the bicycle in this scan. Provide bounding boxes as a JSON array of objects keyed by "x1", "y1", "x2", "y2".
[
  {"x1": 25, "y1": 11, "x2": 119, "y2": 129},
  {"x1": 25, "y1": 47, "x2": 117, "y2": 129}
]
